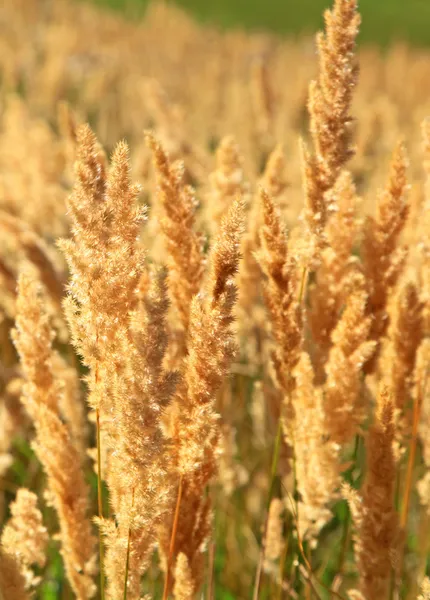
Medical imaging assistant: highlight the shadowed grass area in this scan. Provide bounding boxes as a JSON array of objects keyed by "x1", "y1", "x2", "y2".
[{"x1": 90, "y1": 0, "x2": 430, "y2": 46}]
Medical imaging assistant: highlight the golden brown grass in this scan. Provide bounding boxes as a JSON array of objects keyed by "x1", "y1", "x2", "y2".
[{"x1": 0, "y1": 0, "x2": 429, "y2": 599}]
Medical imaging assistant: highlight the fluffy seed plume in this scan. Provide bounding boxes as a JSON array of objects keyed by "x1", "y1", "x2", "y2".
[
  {"x1": 51, "y1": 352, "x2": 89, "y2": 458},
  {"x1": 264, "y1": 498, "x2": 284, "y2": 563},
  {"x1": 101, "y1": 270, "x2": 177, "y2": 599},
  {"x1": 258, "y1": 187, "x2": 302, "y2": 398},
  {"x1": 1, "y1": 489, "x2": 48, "y2": 590},
  {"x1": 173, "y1": 553, "x2": 194, "y2": 600},
  {"x1": 418, "y1": 578, "x2": 430, "y2": 600},
  {"x1": 302, "y1": 0, "x2": 360, "y2": 244},
  {"x1": 59, "y1": 124, "x2": 145, "y2": 414},
  {"x1": 380, "y1": 280, "x2": 423, "y2": 436},
  {"x1": 324, "y1": 283, "x2": 377, "y2": 446},
  {"x1": 146, "y1": 132, "x2": 205, "y2": 359},
  {"x1": 293, "y1": 352, "x2": 339, "y2": 542},
  {"x1": 362, "y1": 141, "x2": 409, "y2": 367},
  {"x1": 177, "y1": 195, "x2": 244, "y2": 474},
  {"x1": 206, "y1": 136, "x2": 248, "y2": 233},
  {"x1": 309, "y1": 170, "x2": 360, "y2": 373},
  {"x1": 347, "y1": 387, "x2": 399, "y2": 600},
  {"x1": 161, "y1": 196, "x2": 245, "y2": 594},
  {"x1": 260, "y1": 144, "x2": 289, "y2": 200},
  {"x1": 237, "y1": 144, "x2": 288, "y2": 364},
  {"x1": 12, "y1": 273, "x2": 97, "y2": 600},
  {"x1": 61, "y1": 125, "x2": 177, "y2": 599},
  {"x1": 0, "y1": 211, "x2": 65, "y2": 312}
]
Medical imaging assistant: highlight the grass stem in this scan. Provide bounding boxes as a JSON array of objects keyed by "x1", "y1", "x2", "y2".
[
  {"x1": 397, "y1": 373, "x2": 428, "y2": 596},
  {"x1": 276, "y1": 527, "x2": 289, "y2": 600},
  {"x1": 252, "y1": 416, "x2": 283, "y2": 600},
  {"x1": 96, "y1": 407, "x2": 106, "y2": 600},
  {"x1": 298, "y1": 267, "x2": 308, "y2": 304},
  {"x1": 162, "y1": 474, "x2": 184, "y2": 600},
  {"x1": 123, "y1": 488, "x2": 135, "y2": 600}
]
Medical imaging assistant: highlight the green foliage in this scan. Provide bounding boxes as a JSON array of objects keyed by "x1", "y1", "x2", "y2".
[{"x1": 89, "y1": 0, "x2": 430, "y2": 46}]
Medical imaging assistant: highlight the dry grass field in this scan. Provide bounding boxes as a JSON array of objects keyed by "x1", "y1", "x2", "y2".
[{"x1": 0, "y1": 0, "x2": 429, "y2": 599}]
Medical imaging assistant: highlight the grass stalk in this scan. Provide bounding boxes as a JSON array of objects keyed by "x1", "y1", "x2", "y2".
[
  {"x1": 253, "y1": 264, "x2": 307, "y2": 600},
  {"x1": 333, "y1": 434, "x2": 361, "y2": 591},
  {"x1": 123, "y1": 488, "x2": 135, "y2": 600},
  {"x1": 401, "y1": 376, "x2": 427, "y2": 528},
  {"x1": 96, "y1": 407, "x2": 106, "y2": 600},
  {"x1": 276, "y1": 520, "x2": 290, "y2": 600},
  {"x1": 415, "y1": 511, "x2": 430, "y2": 596},
  {"x1": 397, "y1": 374, "x2": 428, "y2": 597},
  {"x1": 298, "y1": 267, "x2": 308, "y2": 304},
  {"x1": 162, "y1": 474, "x2": 184, "y2": 600},
  {"x1": 283, "y1": 484, "x2": 348, "y2": 600},
  {"x1": 252, "y1": 415, "x2": 283, "y2": 600},
  {"x1": 400, "y1": 397, "x2": 421, "y2": 521},
  {"x1": 207, "y1": 540, "x2": 216, "y2": 600},
  {"x1": 305, "y1": 545, "x2": 312, "y2": 600}
]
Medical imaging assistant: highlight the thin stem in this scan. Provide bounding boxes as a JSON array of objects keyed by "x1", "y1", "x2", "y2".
[
  {"x1": 291, "y1": 429, "x2": 299, "y2": 531},
  {"x1": 96, "y1": 407, "x2": 106, "y2": 600},
  {"x1": 276, "y1": 528, "x2": 289, "y2": 600},
  {"x1": 123, "y1": 488, "x2": 135, "y2": 600},
  {"x1": 333, "y1": 435, "x2": 360, "y2": 592},
  {"x1": 329, "y1": 510, "x2": 351, "y2": 595},
  {"x1": 397, "y1": 373, "x2": 428, "y2": 596},
  {"x1": 415, "y1": 511, "x2": 430, "y2": 596},
  {"x1": 391, "y1": 461, "x2": 403, "y2": 596},
  {"x1": 253, "y1": 416, "x2": 283, "y2": 600},
  {"x1": 207, "y1": 541, "x2": 216, "y2": 600},
  {"x1": 401, "y1": 381, "x2": 427, "y2": 527},
  {"x1": 283, "y1": 485, "x2": 347, "y2": 600},
  {"x1": 298, "y1": 267, "x2": 308, "y2": 304},
  {"x1": 162, "y1": 474, "x2": 184, "y2": 600},
  {"x1": 298, "y1": 563, "x2": 324, "y2": 600},
  {"x1": 270, "y1": 417, "x2": 283, "y2": 489},
  {"x1": 305, "y1": 545, "x2": 312, "y2": 600}
]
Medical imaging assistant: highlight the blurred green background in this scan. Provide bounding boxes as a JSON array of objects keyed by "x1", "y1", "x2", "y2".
[{"x1": 91, "y1": 0, "x2": 430, "y2": 47}]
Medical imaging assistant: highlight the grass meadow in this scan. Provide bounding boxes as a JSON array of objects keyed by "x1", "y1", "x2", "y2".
[{"x1": 0, "y1": 0, "x2": 429, "y2": 599}]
